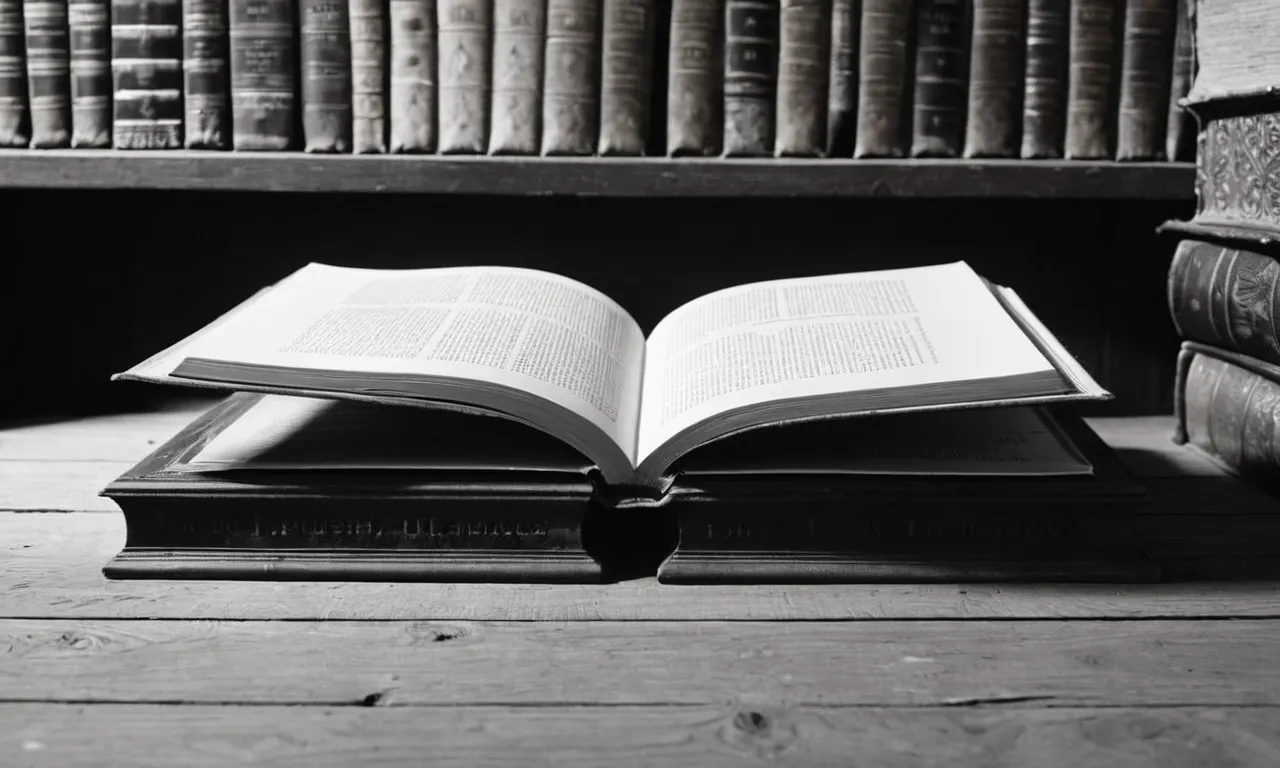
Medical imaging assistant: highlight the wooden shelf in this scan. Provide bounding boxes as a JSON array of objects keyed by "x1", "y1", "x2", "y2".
[{"x1": 0, "y1": 149, "x2": 1195, "y2": 198}]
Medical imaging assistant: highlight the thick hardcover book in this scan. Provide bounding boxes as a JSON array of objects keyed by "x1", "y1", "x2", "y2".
[
  {"x1": 1064, "y1": 0, "x2": 1119, "y2": 159},
  {"x1": 68, "y1": 0, "x2": 110, "y2": 146},
  {"x1": 1164, "y1": 0, "x2": 1193, "y2": 162},
  {"x1": 229, "y1": 0, "x2": 295, "y2": 149},
  {"x1": 599, "y1": 0, "x2": 655, "y2": 155},
  {"x1": 773, "y1": 0, "x2": 827, "y2": 157},
  {"x1": 541, "y1": 0, "x2": 597, "y2": 155},
  {"x1": 0, "y1": 0, "x2": 27, "y2": 146},
  {"x1": 389, "y1": 0, "x2": 436, "y2": 152},
  {"x1": 438, "y1": 0, "x2": 490, "y2": 153},
  {"x1": 910, "y1": 0, "x2": 966, "y2": 158},
  {"x1": 1116, "y1": 0, "x2": 1177, "y2": 160},
  {"x1": 1020, "y1": 0, "x2": 1068, "y2": 158},
  {"x1": 111, "y1": 0, "x2": 182, "y2": 148},
  {"x1": 300, "y1": 0, "x2": 352, "y2": 152},
  {"x1": 1174, "y1": 342, "x2": 1280, "y2": 491},
  {"x1": 1186, "y1": 0, "x2": 1280, "y2": 107},
  {"x1": 722, "y1": 0, "x2": 777, "y2": 156},
  {"x1": 182, "y1": 0, "x2": 230, "y2": 148},
  {"x1": 26, "y1": 0, "x2": 71, "y2": 146},
  {"x1": 350, "y1": 0, "x2": 386, "y2": 152},
  {"x1": 1167, "y1": 237, "x2": 1280, "y2": 368},
  {"x1": 853, "y1": 0, "x2": 909, "y2": 158},
  {"x1": 489, "y1": 0, "x2": 544, "y2": 154},
  {"x1": 666, "y1": 0, "x2": 721, "y2": 156},
  {"x1": 963, "y1": 0, "x2": 1024, "y2": 158},
  {"x1": 824, "y1": 0, "x2": 856, "y2": 156}
]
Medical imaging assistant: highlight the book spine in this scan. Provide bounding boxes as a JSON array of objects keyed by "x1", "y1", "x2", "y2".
[
  {"x1": 1197, "y1": 114, "x2": 1280, "y2": 228},
  {"x1": 182, "y1": 0, "x2": 230, "y2": 148},
  {"x1": 389, "y1": 0, "x2": 436, "y2": 152},
  {"x1": 489, "y1": 0, "x2": 544, "y2": 154},
  {"x1": 111, "y1": 0, "x2": 182, "y2": 148},
  {"x1": 1168, "y1": 239, "x2": 1280, "y2": 368},
  {"x1": 68, "y1": 0, "x2": 109, "y2": 146},
  {"x1": 1116, "y1": 0, "x2": 1175, "y2": 160},
  {"x1": 963, "y1": 0, "x2": 1024, "y2": 158},
  {"x1": 438, "y1": 0, "x2": 490, "y2": 153},
  {"x1": 1019, "y1": 0, "x2": 1067, "y2": 158},
  {"x1": 773, "y1": 0, "x2": 825, "y2": 156},
  {"x1": 541, "y1": 0, "x2": 597, "y2": 155},
  {"x1": 1064, "y1": 0, "x2": 1117, "y2": 159},
  {"x1": 25, "y1": 0, "x2": 70, "y2": 146},
  {"x1": 824, "y1": 0, "x2": 855, "y2": 156},
  {"x1": 909, "y1": 0, "x2": 965, "y2": 158},
  {"x1": 598, "y1": 0, "x2": 653, "y2": 154},
  {"x1": 300, "y1": 0, "x2": 351, "y2": 152},
  {"x1": 0, "y1": 0, "x2": 26, "y2": 146},
  {"x1": 228, "y1": 0, "x2": 294, "y2": 149},
  {"x1": 665, "y1": 0, "x2": 721, "y2": 156},
  {"x1": 853, "y1": 0, "x2": 909, "y2": 158},
  {"x1": 350, "y1": 0, "x2": 386, "y2": 152},
  {"x1": 722, "y1": 0, "x2": 776, "y2": 156},
  {"x1": 1181, "y1": 351, "x2": 1280, "y2": 486},
  {"x1": 1164, "y1": 0, "x2": 1193, "y2": 162}
]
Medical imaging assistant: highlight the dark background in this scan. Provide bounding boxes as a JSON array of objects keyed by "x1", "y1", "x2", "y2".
[{"x1": 1, "y1": 189, "x2": 1190, "y2": 419}]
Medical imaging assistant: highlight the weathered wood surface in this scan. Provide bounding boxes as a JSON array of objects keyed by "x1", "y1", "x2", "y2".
[
  {"x1": 3, "y1": 704, "x2": 1277, "y2": 767},
  {"x1": 0, "y1": 151, "x2": 1196, "y2": 197},
  {"x1": 2, "y1": 618, "x2": 1277, "y2": 705},
  {"x1": 6, "y1": 511, "x2": 1280, "y2": 620}
]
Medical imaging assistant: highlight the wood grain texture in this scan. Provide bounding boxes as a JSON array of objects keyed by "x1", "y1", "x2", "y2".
[
  {"x1": 0, "y1": 151, "x2": 1196, "y2": 197},
  {"x1": 2, "y1": 618, "x2": 1279, "y2": 705},
  {"x1": 3, "y1": 704, "x2": 1279, "y2": 767}
]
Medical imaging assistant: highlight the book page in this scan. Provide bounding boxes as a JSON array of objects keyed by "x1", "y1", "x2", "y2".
[
  {"x1": 166, "y1": 263, "x2": 647, "y2": 462},
  {"x1": 637, "y1": 262, "x2": 1055, "y2": 462}
]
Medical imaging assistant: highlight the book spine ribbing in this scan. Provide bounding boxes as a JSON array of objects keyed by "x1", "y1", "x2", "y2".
[
  {"x1": 722, "y1": 0, "x2": 777, "y2": 156},
  {"x1": 665, "y1": 0, "x2": 720, "y2": 156},
  {"x1": 963, "y1": 0, "x2": 1024, "y2": 158},
  {"x1": 111, "y1": 0, "x2": 181, "y2": 148},
  {"x1": 0, "y1": 0, "x2": 26, "y2": 145},
  {"x1": 599, "y1": 0, "x2": 654, "y2": 155},
  {"x1": 541, "y1": 0, "x2": 598, "y2": 155},
  {"x1": 489, "y1": 0, "x2": 544, "y2": 154},
  {"x1": 438, "y1": 0, "x2": 490, "y2": 153},
  {"x1": 68, "y1": 0, "x2": 110, "y2": 146},
  {"x1": 229, "y1": 0, "x2": 295, "y2": 150},
  {"x1": 1064, "y1": 0, "x2": 1118, "y2": 159},
  {"x1": 300, "y1": 0, "x2": 352, "y2": 152},
  {"x1": 183, "y1": 0, "x2": 230, "y2": 148},
  {"x1": 910, "y1": 0, "x2": 966, "y2": 158},
  {"x1": 389, "y1": 0, "x2": 436, "y2": 152},
  {"x1": 1116, "y1": 0, "x2": 1176, "y2": 160},
  {"x1": 853, "y1": 0, "x2": 909, "y2": 158},
  {"x1": 350, "y1": 0, "x2": 386, "y2": 152},
  {"x1": 823, "y1": 0, "x2": 855, "y2": 156},
  {"x1": 1164, "y1": 0, "x2": 1193, "y2": 162},
  {"x1": 1020, "y1": 0, "x2": 1067, "y2": 158},
  {"x1": 25, "y1": 0, "x2": 71, "y2": 146},
  {"x1": 773, "y1": 0, "x2": 826, "y2": 157},
  {"x1": 1180, "y1": 351, "x2": 1280, "y2": 487},
  {"x1": 1168, "y1": 239, "x2": 1280, "y2": 368}
]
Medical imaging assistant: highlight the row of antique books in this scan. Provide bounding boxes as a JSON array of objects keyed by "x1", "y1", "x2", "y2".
[
  {"x1": 0, "y1": 0, "x2": 1196, "y2": 159},
  {"x1": 1162, "y1": 0, "x2": 1280, "y2": 490}
]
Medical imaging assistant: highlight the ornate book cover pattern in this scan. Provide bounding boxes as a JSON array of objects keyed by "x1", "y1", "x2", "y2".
[
  {"x1": 722, "y1": 0, "x2": 776, "y2": 156},
  {"x1": 1020, "y1": 0, "x2": 1068, "y2": 158},
  {"x1": 1196, "y1": 114, "x2": 1280, "y2": 229},
  {"x1": 666, "y1": 0, "x2": 721, "y2": 156},
  {"x1": 1182, "y1": 352, "x2": 1280, "y2": 485},
  {"x1": 229, "y1": 0, "x2": 295, "y2": 149},
  {"x1": 1169, "y1": 239, "x2": 1280, "y2": 367},
  {"x1": 910, "y1": 0, "x2": 965, "y2": 158},
  {"x1": 1116, "y1": 0, "x2": 1176, "y2": 160},
  {"x1": 183, "y1": 0, "x2": 229, "y2": 148},
  {"x1": 489, "y1": 0, "x2": 544, "y2": 154},
  {"x1": 350, "y1": 0, "x2": 387, "y2": 152},
  {"x1": 438, "y1": 0, "x2": 490, "y2": 153},
  {"x1": 389, "y1": 0, "x2": 435, "y2": 152},
  {"x1": 68, "y1": 0, "x2": 109, "y2": 146},
  {"x1": 773, "y1": 0, "x2": 826, "y2": 157},
  {"x1": 823, "y1": 0, "x2": 855, "y2": 156},
  {"x1": 300, "y1": 0, "x2": 352, "y2": 152},
  {"x1": 0, "y1": 0, "x2": 27, "y2": 145},
  {"x1": 853, "y1": 0, "x2": 908, "y2": 158},
  {"x1": 111, "y1": 0, "x2": 182, "y2": 148},
  {"x1": 963, "y1": 0, "x2": 1024, "y2": 158},
  {"x1": 25, "y1": 0, "x2": 70, "y2": 146}
]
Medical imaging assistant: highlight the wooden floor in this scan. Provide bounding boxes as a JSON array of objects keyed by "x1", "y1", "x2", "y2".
[{"x1": 3, "y1": 402, "x2": 1280, "y2": 766}]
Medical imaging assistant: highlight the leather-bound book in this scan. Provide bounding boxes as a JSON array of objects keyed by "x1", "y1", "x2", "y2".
[
  {"x1": 350, "y1": 0, "x2": 387, "y2": 152},
  {"x1": 963, "y1": 0, "x2": 1024, "y2": 158},
  {"x1": 1168, "y1": 239, "x2": 1280, "y2": 368},
  {"x1": 489, "y1": 0, "x2": 544, "y2": 154},
  {"x1": 910, "y1": 0, "x2": 966, "y2": 158},
  {"x1": 773, "y1": 0, "x2": 827, "y2": 156},
  {"x1": 68, "y1": 0, "x2": 110, "y2": 146},
  {"x1": 1164, "y1": 0, "x2": 1193, "y2": 162},
  {"x1": 111, "y1": 0, "x2": 182, "y2": 148},
  {"x1": 1185, "y1": 114, "x2": 1280, "y2": 229},
  {"x1": 182, "y1": 0, "x2": 230, "y2": 148},
  {"x1": 1116, "y1": 0, "x2": 1176, "y2": 160},
  {"x1": 438, "y1": 0, "x2": 490, "y2": 153},
  {"x1": 540, "y1": 0, "x2": 596, "y2": 154},
  {"x1": 824, "y1": 0, "x2": 856, "y2": 156},
  {"x1": 722, "y1": 0, "x2": 777, "y2": 156},
  {"x1": 853, "y1": 0, "x2": 909, "y2": 158},
  {"x1": 389, "y1": 0, "x2": 436, "y2": 152},
  {"x1": 1064, "y1": 0, "x2": 1118, "y2": 159},
  {"x1": 300, "y1": 0, "x2": 352, "y2": 152},
  {"x1": 1020, "y1": 0, "x2": 1067, "y2": 158},
  {"x1": 599, "y1": 0, "x2": 654, "y2": 154},
  {"x1": 25, "y1": 0, "x2": 71, "y2": 146},
  {"x1": 229, "y1": 0, "x2": 295, "y2": 149},
  {"x1": 665, "y1": 0, "x2": 721, "y2": 156},
  {"x1": 0, "y1": 0, "x2": 26, "y2": 145}
]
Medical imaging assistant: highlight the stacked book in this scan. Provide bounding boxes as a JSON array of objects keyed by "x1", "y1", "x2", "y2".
[
  {"x1": 0, "y1": 0, "x2": 1197, "y2": 158},
  {"x1": 1162, "y1": 0, "x2": 1280, "y2": 489}
]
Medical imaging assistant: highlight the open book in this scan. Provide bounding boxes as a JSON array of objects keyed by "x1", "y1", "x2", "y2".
[{"x1": 117, "y1": 261, "x2": 1108, "y2": 491}]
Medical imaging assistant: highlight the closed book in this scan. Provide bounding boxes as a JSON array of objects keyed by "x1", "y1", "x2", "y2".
[
  {"x1": 665, "y1": 0, "x2": 722, "y2": 156},
  {"x1": 854, "y1": 0, "x2": 909, "y2": 158},
  {"x1": 963, "y1": 0, "x2": 1024, "y2": 158},
  {"x1": 722, "y1": 0, "x2": 777, "y2": 156},
  {"x1": 910, "y1": 0, "x2": 966, "y2": 158},
  {"x1": 1115, "y1": 0, "x2": 1177, "y2": 160}
]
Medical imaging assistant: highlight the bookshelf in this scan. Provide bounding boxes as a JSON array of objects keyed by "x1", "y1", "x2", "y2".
[{"x1": 0, "y1": 151, "x2": 1195, "y2": 198}]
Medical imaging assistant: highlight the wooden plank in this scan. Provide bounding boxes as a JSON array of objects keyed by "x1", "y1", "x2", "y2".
[
  {"x1": 0, "y1": 151, "x2": 1196, "y2": 198},
  {"x1": 5, "y1": 510, "x2": 1280, "y2": 620},
  {"x1": 2, "y1": 704, "x2": 1277, "y2": 767},
  {"x1": 1, "y1": 618, "x2": 1276, "y2": 705}
]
